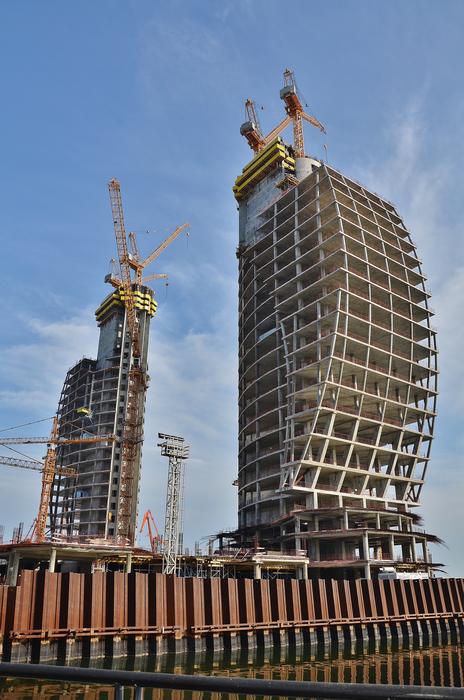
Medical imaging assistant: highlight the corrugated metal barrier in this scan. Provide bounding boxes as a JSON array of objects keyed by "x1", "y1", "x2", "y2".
[{"x1": 1, "y1": 572, "x2": 463, "y2": 661}]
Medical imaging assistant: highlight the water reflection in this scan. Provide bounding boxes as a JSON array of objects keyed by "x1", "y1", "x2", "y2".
[{"x1": 1, "y1": 643, "x2": 464, "y2": 698}]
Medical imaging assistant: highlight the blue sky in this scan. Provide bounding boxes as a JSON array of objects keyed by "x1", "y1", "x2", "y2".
[{"x1": 0, "y1": 0, "x2": 463, "y2": 573}]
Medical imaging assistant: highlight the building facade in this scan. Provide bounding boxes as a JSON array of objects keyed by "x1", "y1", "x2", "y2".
[
  {"x1": 235, "y1": 142, "x2": 438, "y2": 578},
  {"x1": 49, "y1": 285, "x2": 156, "y2": 542}
]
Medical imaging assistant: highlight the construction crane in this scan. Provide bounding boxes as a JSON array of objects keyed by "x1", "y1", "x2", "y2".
[
  {"x1": 139, "y1": 509, "x2": 162, "y2": 554},
  {"x1": 107, "y1": 179, "x2": 188, "y2": 545},
  {"x1": 241, "y1": 69, "x2": 326, "y2": 158},
  {"x1": 105, "y1": 224, "x2": 189, "y2": 289},
  {"x1": 240, "y1": 99, "x2": 266, "y2": 153},
  {"x1": 0, "y1": 417, "x2": 115, "y2": 543},
  {"x1": 158, "y1": 433, "x2": 189, "y2": 575},
  {"x1": 279, "y1": 68, "x2": 326, "y2": 157}
]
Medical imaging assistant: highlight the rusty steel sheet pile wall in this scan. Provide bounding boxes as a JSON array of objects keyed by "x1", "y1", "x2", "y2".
[{"x1": 1, "y1": 572, "x2": 464, "y2": 659}]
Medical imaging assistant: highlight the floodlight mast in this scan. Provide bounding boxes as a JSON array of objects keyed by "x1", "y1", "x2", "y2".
[{"x1": 158, "y1": 433, "x2": 189, "y2": 575}]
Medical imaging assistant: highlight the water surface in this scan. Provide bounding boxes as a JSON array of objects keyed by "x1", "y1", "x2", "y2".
[{"x1": 1, "y1": 642, "x2": 463, "y2": 698}]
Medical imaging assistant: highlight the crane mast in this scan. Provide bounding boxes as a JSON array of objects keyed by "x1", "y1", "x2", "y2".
[
  {"x1": 38, "y1": 417, "x2": 59, "y2": 542},
  {"x1": 108, "y1": 179, "x2": 141, "y2": 359},
  {"x1": 108, "y1": 179, "x2": 146, "y2": 544}
]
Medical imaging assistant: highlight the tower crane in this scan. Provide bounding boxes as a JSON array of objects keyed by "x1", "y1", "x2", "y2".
[
  {"x1": 0, "y1": 417, "x2": 115, "y2": 542},
  {"x1": 279, "y1": 68, "x2": 326, "y2": 157},
  {"x1": 107, "y1": 179, "x2": 188, "y2": 545},
  {"x1": 240, "y1": 69, "x2": 326, "y2": 158},
  {"x1": 240, "y1": 99, "x2": 266, "y2": 153},
  {"x1": 106, "y1": 222, "x2": 189, "y2": 289}
]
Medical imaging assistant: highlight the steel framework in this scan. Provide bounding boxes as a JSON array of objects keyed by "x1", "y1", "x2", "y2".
[{"x1": 158, "y1": 433, "x2": 189, "y2": 575}]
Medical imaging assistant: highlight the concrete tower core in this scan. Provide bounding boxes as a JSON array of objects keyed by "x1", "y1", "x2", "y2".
[
  {"x1": 235, "y1": 142, "x2": 439, "y2": 579},
  {"x1": 49, "y1": 285, "x2": 157, "y2": 542}
]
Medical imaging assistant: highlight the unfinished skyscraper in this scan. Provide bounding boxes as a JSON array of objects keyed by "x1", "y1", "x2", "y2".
[
  {"x1": 234, "y1": 72, "x2": 438, "y2": 579},
  {"x1": 50, "y1": 179, "x2": 188, "y2": 545},
  {"x1": 50, "y1": 285, "x2": 156, "y2": 541}
]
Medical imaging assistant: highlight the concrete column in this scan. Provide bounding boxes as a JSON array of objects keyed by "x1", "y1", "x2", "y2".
[
  {"x1": 49, "y1": 548, "x2": 57, "y2": 573},
  {"x1": 343, "y1": 510, "x2": 349, "y2": 529},
  {"x1": 376, "y1": 512, "x2": 381, "y2": 529},
  {"x1": 253, "y1": 562, "x2": 262, "y2": 580},
  {"x1": 6, "y1": 551, "x2": 20, "y2": 586},
  {"x1": 422, "y1": 540, "x2": 429, "y2": 563},
  {"x1": 411, "y1": 537, "x2": 417, "y2": 563},
  {"x1": 363, "y1": 531, "x2": 371, "y2": 579},
  {"x1": 389, "y1": 535, "x2": 395, "y2": 560},
  {"x1": 301, "y1": 562, "x2": 309, "y2": 580},
  {"x1": 125, "y1": 551, "x2": 132, "y2": 574},
  {"x1": 362, "y1": 531, "x2": 369, "y2": 561}
]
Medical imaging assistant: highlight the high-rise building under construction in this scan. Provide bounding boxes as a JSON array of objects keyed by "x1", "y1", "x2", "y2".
[
  {"x1": 234, "y1": 72, "x2": 438, "y2": 579},
  {"x1": 49, "y1": 285, "x2": 156, "y2": 541}
]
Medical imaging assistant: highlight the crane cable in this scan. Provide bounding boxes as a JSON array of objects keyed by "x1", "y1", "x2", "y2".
[
  {"x1": 0, "y1": 416, "x2": 54, "y2": 434},
  {"x1": 0, "y1": 444, "x2": 43, "y2": 464}
]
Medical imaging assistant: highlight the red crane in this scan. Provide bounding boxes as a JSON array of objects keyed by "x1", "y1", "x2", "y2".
[{"x1": 139, "y1": 510, "x2": 162, "y2": 554}]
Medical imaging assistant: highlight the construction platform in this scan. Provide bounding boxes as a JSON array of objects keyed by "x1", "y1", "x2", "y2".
[
  {"x1": 0, "y1": 542, "x2": 155, "y2": 586},
  {"x1": 0, "y1": 541, "x2": 313, "y2": 586}
]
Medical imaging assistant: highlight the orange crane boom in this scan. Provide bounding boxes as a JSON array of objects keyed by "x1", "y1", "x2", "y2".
[
  {"x1": 106, "y1": 223, "x2": 189, "y2": 289},
  {"x1": 138, "y1": 223, "x2": 189, "y2": 276},
  {"x1": 0, "y1": 455, "x2": 75, "y2": 476},
  {"x1": 0, "y1": 434, "x2": 114, "y2": 446},
  {"x1": 262, "y1": 115, "x2": 292, "y2": 147},
  {"x1": 139, "y1": 509, "x2": 162, "y2": 554}
]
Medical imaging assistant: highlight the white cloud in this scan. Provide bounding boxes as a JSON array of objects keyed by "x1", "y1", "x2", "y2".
[
  {"x1": 354, "y1": 97, "x2": 464, "y2": 576},
  {"x1": 0, "y1": 309, "x2": 97, "y2": 414},
  {"x1": 353, "y1": 97, "x2": 456, "y2": 287}
]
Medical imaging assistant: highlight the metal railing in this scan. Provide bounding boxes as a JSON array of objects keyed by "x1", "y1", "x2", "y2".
[{"x1": 1, "y1": 662, "x2": 464, "y2": 699}]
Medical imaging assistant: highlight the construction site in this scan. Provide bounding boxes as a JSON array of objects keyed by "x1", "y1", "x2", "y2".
[{"x1": 0, "y1": 70, "x2": 454, "y2": 661}]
